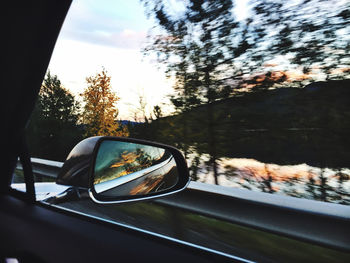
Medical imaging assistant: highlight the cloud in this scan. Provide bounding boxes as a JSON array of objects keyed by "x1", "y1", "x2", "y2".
[
  {"x1": 61, "y1": 28, "x2": 147, "y2": 50},
  {"x1": 47, "y1": 0, "x2": 174, "y2": 120},
  {"x1": 59, "y1": 0, "x2": 151, "y2": 49}
]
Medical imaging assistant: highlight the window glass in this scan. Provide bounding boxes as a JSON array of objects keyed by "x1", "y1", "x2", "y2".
[
  {"x1": 22, "y1": 0, "x2": 350, "y2": 205},
  {"x1": 12, "y1": 0, "x2": 349, "y2": 260}
]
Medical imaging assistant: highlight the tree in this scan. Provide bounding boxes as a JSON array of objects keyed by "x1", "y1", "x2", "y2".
[
  {"x1": 136, "y1": 92, "x2": 149, "y2": 123},
  {"x1": 81, "y1": 68, "x2": 129, "y2": 137},
  {"x1": 142, "y1": 0, "x2": 350, "y2": 186},
  {"x1": 153, "y1": 105, "x2": 162, "y2": 119},
  {"x1": 143, "y1": 0, "x2": 246, "y2": 184},
  {"x1": 27, "y1": 71, "x2": 82, "y2": 161},
  {"x1": 244, "y1": 0, "x2": 350, "y2": 88}
]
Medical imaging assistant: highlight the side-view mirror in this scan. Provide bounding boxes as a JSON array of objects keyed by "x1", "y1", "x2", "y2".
[{"x1": 56, "y1": 136, "x2": 190, "y2": 204}]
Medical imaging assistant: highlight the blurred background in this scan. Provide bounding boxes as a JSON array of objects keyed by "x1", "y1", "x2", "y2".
[{"x1": 26, "y1": 0, "x2": 350, "y2": 205}]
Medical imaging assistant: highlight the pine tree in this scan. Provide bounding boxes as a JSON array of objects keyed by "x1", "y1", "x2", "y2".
[{"x1": 27, "y1": 71, "x2": 82, "y2": 161}]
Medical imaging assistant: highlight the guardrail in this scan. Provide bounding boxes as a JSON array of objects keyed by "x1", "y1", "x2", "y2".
[{"x1": 16, "y1": 158, "x2": 350, "y2": 252}]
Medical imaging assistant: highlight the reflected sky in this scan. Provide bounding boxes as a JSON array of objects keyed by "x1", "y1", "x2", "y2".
[
  {"x1": 94, "y1": 140, "x2": 165, "y2": 185},
  {"x1": 192, "y1": 154, "x2": 350, "y2": 205},
  {"x1": 95, "y1": 141, "x2": 164, "y2": 171}
]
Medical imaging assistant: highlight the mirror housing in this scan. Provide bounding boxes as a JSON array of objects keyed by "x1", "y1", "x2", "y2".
[{"x1": 56, "y1": 136, "x2": 190, "y2": 204}]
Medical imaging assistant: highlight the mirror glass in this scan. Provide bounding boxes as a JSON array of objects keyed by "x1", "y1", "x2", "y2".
[{"x1": 93, "y1": 140, "x2": 179, "y2": 198}]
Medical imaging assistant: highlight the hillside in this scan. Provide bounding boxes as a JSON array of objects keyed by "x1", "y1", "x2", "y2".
[{"x1": 131, "y1": 80, "x2": 350, "y2": 168}]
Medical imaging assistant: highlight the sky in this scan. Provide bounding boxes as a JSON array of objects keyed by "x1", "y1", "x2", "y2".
[
  {"x1": 47, "y1": 0, "x2": 250, "y2": 121},
  {"x1": 48, "y1": 0, "x2": 175, "y2": 120},
  {"x1": 46, "y1": 0, "x2": 348, "y2": 120}
]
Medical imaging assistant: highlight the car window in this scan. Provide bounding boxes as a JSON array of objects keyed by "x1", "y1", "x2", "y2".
[
  {"x1": 20, "y1": 0, "x2": 349, "y2": 204},
  {"x1": 12, "y1": 0, "x2": 350, "y2": 261}
]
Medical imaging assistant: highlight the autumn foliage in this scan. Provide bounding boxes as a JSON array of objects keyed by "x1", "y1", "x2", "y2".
[{"x1": 81, "y1": 69, "x2": 129, "y2": 137}]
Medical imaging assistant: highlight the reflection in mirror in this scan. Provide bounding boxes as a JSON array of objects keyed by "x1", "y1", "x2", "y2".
[{"x1": 93, "y1": 140, "x2": 179, "y2": 198}]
